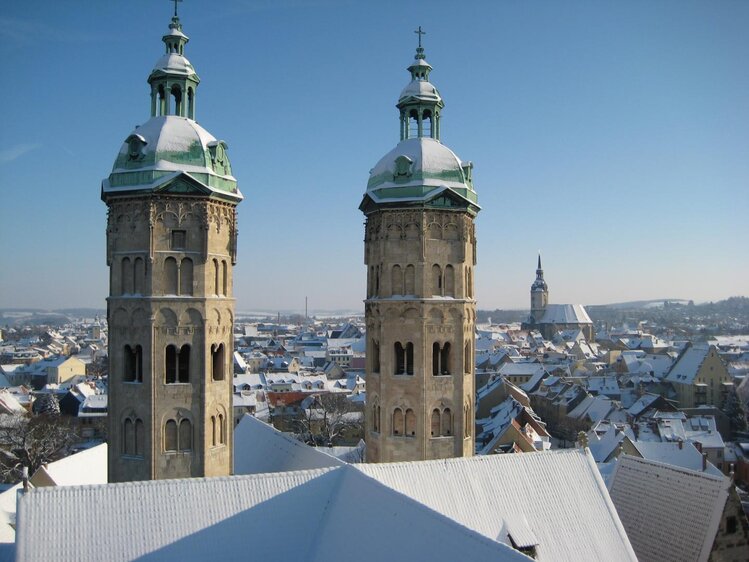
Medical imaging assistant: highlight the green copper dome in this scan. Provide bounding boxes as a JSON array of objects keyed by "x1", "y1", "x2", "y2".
[{"x1": 102, "y1": 116, "x2": 241, "y2": 201}]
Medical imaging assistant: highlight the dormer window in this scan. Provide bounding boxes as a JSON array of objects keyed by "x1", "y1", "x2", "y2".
[
  {"x1": 208, "y1": 140, "x2": 230, "y2": 176},
  {"x1": 393, "y1": 155, "x2": 413, "y2": 180},
  {"x1": 126, "y1": 134, "x2": 147, "y2": 162}
]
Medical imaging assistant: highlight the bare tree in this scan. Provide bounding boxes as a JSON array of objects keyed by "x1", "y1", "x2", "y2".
[
  {"x1": 0, "y1": 413, "x2": 79, "y2": 483},
  {"x1": 294, "y1": 393, "x2": 364, "y2": 447}
]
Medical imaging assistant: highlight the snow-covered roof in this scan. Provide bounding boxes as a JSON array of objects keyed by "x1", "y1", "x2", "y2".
[
  {"x1": 398, "y1": 78, "x2": 441, "y2": 104},
  {"x1": 365, "y1": 137, "x2": 477, "y2": 206},
  {"x1": 609, "y1": 454, "x2": 729, "y2": 562},
  {"x1": 29, "y1": 443, "x2": 108, "y2": 488},
  {"x1": 15, "y1": 464, "x2": 535, "y2": 562},
  {"x1": 539, "y1": 304, "x2": 592, "y2": 325},
  {"x1": 103, "y1": 116, "x2": 241, "y2": 201},
  {"x1": 16, "y1": 448, "x2": 635, "y2": 562},
  {"x1": 630, "y1": 441, "x2": 722, "y2": 476},
  {"x1": 233, "y1": 414, "x2": 344, "y2": 475},
  {"x1": 358, "y1": 449, "x2": 636, "y2": 561},
  {"x1": 665, "y1": 343, "x2": 712, "y2": 384},
  {"x1": 151, "y1": 53, "x2": 196, "y2": 77}
]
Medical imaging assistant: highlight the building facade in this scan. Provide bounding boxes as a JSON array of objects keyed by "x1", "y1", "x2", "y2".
[
  {"x1": 360, "y1": 33, "x2": 480, "y2": 462},
  {"x1": 102, "y1": 11, "x2": 243, "y2": 481}
]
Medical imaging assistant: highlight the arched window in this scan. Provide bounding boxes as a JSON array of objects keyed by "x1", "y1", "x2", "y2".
[
  {"x1": 121, "y1": 257, "x2": 132, "y2": 295},
  {"x1": 171, "y1": 84, "x2": 182, "y2": 116},
  {"x1": 372, "y1": 397, "x2": 380, "y2": 433},
  {"x1": 212, "y1": 343, "x2": 225, "y2": 381},
  {"x1": 432, "y1": 264, "x2": 442, "y2": 296},
  {"x1": 394, "y1": 342, "x2": 405, "y2": 375},
  {"x1": 133, "y1": 257, "x2": 145, "y2": 294},
  {"x1": 213, "y1": 259, "x2": 220, "y2": 296},
  {"x1": 408, "y1": 109, "x2": 419, "y2": 138},
  {"x1": 123, "y1": 418, "x2": 134, "y2": 455},
  {"x1": 442, "y1": 408, "x2": 452, "y2": 436},
  {"x1": 180, "y1": 258, "x2": 193, "y2": 296},
  {"x1": 218, "y1": 413, "x2": 225, "y2": 445},
  {"x1": 211, "y1": 415, "x2": 217, "y2": 447},
  {"x1": 157, "y1": 85, "x2": 166, "y2": 116},
  {"x1": 441, "y1": 342, "x2": 451, "y2": 375},
  {"x1": 165, "y1": 420, "x2": 178, "y2": 451},
  {"x1": 445, "y1": 265, "x2": 455, "y2": 297},
  {"x1": 178, "y1": 345, "x2": 190, "y2": 383},
  {"x1": 467, "y1": 267, "x2": 473, "y2": 298},
  {"x1": 405, "y1": 342, "x2": 414, "y2": 375},
  {"x1": 391, "y1": 265, "x2": 403, "y2": 296},
  {"x1": 187, "y1": 87, "x2": 194, "y2": 119},
  {"x1": 371, "y1": 339, "x2": 380, "y2": 372},
  {"x1": 375, "y1": 265, "x2": 380, "y2": 295},
  {"x1": 165, "y1": 345, "x2": 177, "y2": 384},
  {"x1": 432, "y1": 342, "x2": 440, "y2": 377},
  {"x1": 464, "y1": 341, "x2": 471, "y2": 373},
  {"x1": 423, "y1": 109, "x2": 432, "y2": 137},
  {"x1": 178, "y1": 419, "x2": 192, "y2": 451},
  {"x1": 393, "y1": 408, "x2": 404, "y2": 436},
  {"x1": 135, "y1": 419, "x2": 144, "y2": 456},
  {"x1": 124, "y1": 345, "x2": 136, "y2": 382},
  {"x1": 404, "y1": 265, "x2": 415, "y2": 294},
  {"x1": 431, "y1": 409, "x2": 441, "y2": 437},
  {"x1": 405, "y1": 408, "x2": 416, "y2": 437},
  {"x1": 222, "y1": 260, "x2": 228, "y2": 296},
  {"x1": 164, "y1": 257, "x2": 178, "y2": 295},
  {"x1": 165, "y1": 345, "x2": 190, "y2": 384},
  {"x1": 464, "y1": 402, "x2": 472, "y2": 438}
]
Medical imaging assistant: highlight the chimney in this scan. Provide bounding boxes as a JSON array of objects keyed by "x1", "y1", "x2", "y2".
[
  {"x1": 22, "y1": 466, "x2": 29, "y2": 492},
  {"x1": 702, "y1": 453, "x2": 707, "y2": 472},
  {"x1": 678, "y1": 439, "x2": 683, "y2": 450}
]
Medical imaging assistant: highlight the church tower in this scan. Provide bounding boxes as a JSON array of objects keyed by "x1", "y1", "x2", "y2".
[
  {"x1": 360, "y1": 29, "x2": 480, "y2": 463},
  {"x1": 102, "y1": 8, "x2": 243, "y2": 482},
  {"x1": 529, "y1": 253, "x2": 549, "y2": 325}
]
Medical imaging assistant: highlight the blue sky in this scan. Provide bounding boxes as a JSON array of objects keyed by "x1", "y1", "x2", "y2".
[{"x1": 0, "y1": 0, "x2": 747, "y2": 313}]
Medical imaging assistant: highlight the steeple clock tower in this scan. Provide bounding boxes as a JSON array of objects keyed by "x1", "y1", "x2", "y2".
[
  {"x1": 102, "y1": 8, "x2": 243, "y2": 482},
  {"x1": 360, "y1": 30, "x2": 480, "y2": 463},
  {"x1": 530, "y1": 253, "x2": 549, "y2": 324}
]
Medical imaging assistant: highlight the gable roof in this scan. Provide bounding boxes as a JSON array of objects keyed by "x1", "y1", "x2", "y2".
[
  {"x1": 608, "y1": 454, "x2": 729, "y2": 562},
  {"x1": 357, "y1": 449, "x2": 636, "y2": 562}
]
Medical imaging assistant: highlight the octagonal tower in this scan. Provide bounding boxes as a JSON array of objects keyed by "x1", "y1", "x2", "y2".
[
  {"x1": 102, "y1": 10, "x2": 243, "y2": 482},
  {"x1": 360, "y1": 31, "x2": 480, "y2": 462}
]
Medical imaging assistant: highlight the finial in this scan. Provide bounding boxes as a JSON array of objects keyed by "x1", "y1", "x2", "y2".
[
  {"x1": 172, "y1": 0, "x2": 183, "y2": 18},
  {"x1": 537, "y1": 251, "x2": 542, "y2": 270},
  {"x1": 414, "y1": 26, "x2": 426, "y2": 59}
]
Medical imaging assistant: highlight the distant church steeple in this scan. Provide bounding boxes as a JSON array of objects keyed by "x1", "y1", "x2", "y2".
[{"x1": 530, "y1": 253, "x2": 549, "y2": 324}]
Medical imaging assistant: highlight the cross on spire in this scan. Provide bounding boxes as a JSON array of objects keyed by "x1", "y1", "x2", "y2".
[
  {"x1": 414, "y1": 26, "x2": 425, "y2": 49},
  {"x1": 171, "y1": 0, "x2": 183, "y2": 18}
]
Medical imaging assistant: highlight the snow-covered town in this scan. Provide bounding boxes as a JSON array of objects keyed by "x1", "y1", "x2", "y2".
[
  {"x1": 2, "y1": 1, "x2": 748, "y2": 561},
  {"x1": 2, "y1": 299, "x2": 749, "y2": 560}
]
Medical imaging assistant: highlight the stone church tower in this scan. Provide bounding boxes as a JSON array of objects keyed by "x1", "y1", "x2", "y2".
[
  {"x1": 102, "y1": 10, "x2": 243, "y2": 482},
  {"x1": 360, "y1": 31, "x2": 480, "y2": 463},
  {"x1": 530, "y1": 253, "x2": 549, "y2": 324}
]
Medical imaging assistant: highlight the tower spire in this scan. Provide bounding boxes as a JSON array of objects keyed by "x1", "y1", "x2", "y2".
[
  {"x1": 398, "y1": 27, "x2": 444, "y2": 141},
  {"x1": 172, "y1": 0, "x2": 182, "y2": 18}
]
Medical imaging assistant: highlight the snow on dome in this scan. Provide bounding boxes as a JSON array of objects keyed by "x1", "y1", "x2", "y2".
[
  {"x1": 399, "y1": 80, "x2": 442, "y2": 104},
  {"x1": 151, "y1": 53, "x2": 196, "y2": 77},
  {"x1": 103, "y1": 115, "x2": 241, "y2": 200},
  {"x1": 367, "y1": 137, "x2": 471, "y2": 193}
]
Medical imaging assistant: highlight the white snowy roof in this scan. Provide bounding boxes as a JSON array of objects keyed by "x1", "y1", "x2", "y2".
[
  {"x1": 630, "y1": 441, "x2": 722, "y2": 476},
  {"x1": 29, "y1": 443, "x2": 107, "y2": 487},
  {"x1": 357, "y1": 449, "x2": 636, "y2": 562},
  {"x1": 539, "y1": 304, "x2": 592, "y2": 325},
  {"x1": 151, "y1": 53, "x2": 196, "y2": 77},
  {"x1": 399, "y1": 78, "x2": 442, "y2": 104},
  {"x1": 665, "y1": 343, "x2": 711, "y2": 383},
  {"x1": 233, "y1": 414, "x2": 344, "y2": 475},
  {"x1": 367, "y1": 137, "x2": 474, "y2": 194},
  {"x1": 16, "y1": 464, "x2": 534, "y2": 562},
  {"x1": 609, "y1": 454, "x2": 729, "y2": 562}
]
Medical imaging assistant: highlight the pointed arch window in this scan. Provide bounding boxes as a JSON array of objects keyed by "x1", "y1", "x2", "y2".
[
  {"x1": 391, "y1": 265, "x2": 403, "y2": 295},
  {"x1": 164, "y1": 420, "x2": 178, "y2": 451},
  {"x1": 431, "y1": 409, "x2": 441, "y2": 437},
  {"x1": 444, "y1": 265, "x2": 455, "y2": 297},
  {"x1": 371, "y1": 339, "x2": 380, "y2": 373},
  {"x1": 393, "y1": 408, "x2": 404, "y2": 436},
  {"x1": 121, "y1": 257, "x2": 132, "y2": 295},
  {"x1": 432, "y1": 264, "x2": 442, "y2": 296},
  {"x1": 442, "y1": 408, "x2": 452, "y2": 436},
  {"x1": 164, "y1": 257, "x2": 178, "y2": 295},
  {"x1": 405, "y1": 408, "x2": 416, "y2": 437},
  {"x1": 180, "y1": 258, "x2": 193, "y2": 296}
]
